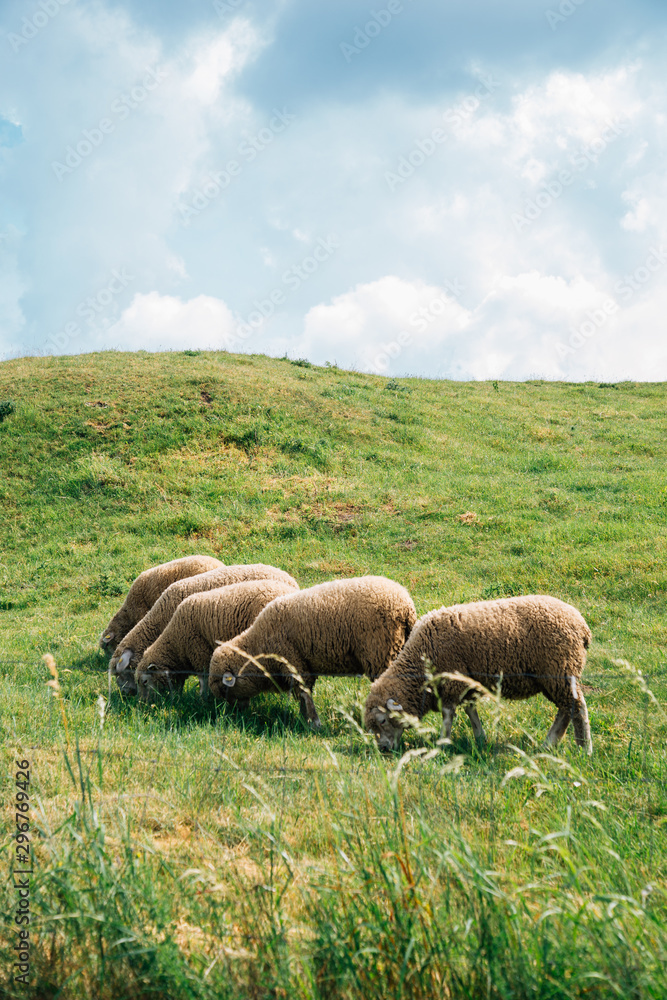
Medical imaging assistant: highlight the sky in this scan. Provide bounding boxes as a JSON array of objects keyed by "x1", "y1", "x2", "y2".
[{"x1": 1, "y1": 0, "x2": 666, "y2": 380}]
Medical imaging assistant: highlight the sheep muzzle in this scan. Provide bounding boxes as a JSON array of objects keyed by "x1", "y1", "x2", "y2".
[{"x1": 367, "y1": 705, "x2": 404, "y2": 752}]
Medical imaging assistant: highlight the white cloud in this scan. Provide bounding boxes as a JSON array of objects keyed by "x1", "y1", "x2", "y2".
[
  {"x1": 503, "y1": 67, "x2": 643, "y2": 157},
  {"x1": 299, "y1": 276, "x2": 470, "y2": 373},
  {"x1": 620, "y1": 176, "x2": 667, "y2": 237},
  {"x1": 299, "y1": 266, "x2": 667, "y2": 381},
  {"x1": 461, "y1": 272, "x2": 614, "y2": 379},
  {"x1": 104, "y1": 291, "x2": 236, "y2": 351},
  {"x1": 182, "y1": 22, "x2": 258, "y2": 106},
  {"x1": 621, "y1": 194, "x2": 651, "y2": 231}
]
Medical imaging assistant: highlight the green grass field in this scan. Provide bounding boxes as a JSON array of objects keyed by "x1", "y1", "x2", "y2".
[{"x1": 0, "y1": 351, "x2": 665, "y2": 999}]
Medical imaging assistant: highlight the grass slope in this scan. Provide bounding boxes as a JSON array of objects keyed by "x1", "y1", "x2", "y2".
[{"x1": 0, "y1": 351, "x2": 665, "y2": 999}]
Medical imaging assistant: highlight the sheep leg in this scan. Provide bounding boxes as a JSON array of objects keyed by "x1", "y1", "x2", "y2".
[
  {"x1": 440, "y1": 706, "x2": 455, "y2": 741},
  {"x1": 287, "y1": 667, "x2": 321, "y2": 729},
  {"x1": 546, "y1": 707, "x2": 570, "y2": 747},
  {"x1": 464, "y1": 703, "x2": 487, "y2": 743},
  {"x1": 280, "y1": 650, "x2": 321, "y2": 729},
  {"x1": 571, "y1": 693, "x2": 592, "y2": 755},
  {"x1": 198, "y1": 672, "x2": 209, "y2": 699},
  {"x1": 297, "y1": 688, "x2": 322, "y2": 730}
]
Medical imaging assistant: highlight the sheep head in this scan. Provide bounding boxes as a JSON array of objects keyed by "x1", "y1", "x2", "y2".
[
  {"x1": 110, "y1": 650, "x2": 138, "y2": 696},
  {"x1": 100, "y1": 608, "x2": 131, "y2": 651},
  {"x1": 365, "y1": 697, "x2": 405, "y2": 752},
  {"x1": 209, "y1": 643, "x2": 263, "y2": 701},
  {"x1": 99, "y1": 629, "x2": 115, "y2": 652},
  {"x1": 112, "y1": 648, "x2": 138, "y2": 696},
  {"x1": 136, "y1": 660, "x2": 176, "y2": 702}
]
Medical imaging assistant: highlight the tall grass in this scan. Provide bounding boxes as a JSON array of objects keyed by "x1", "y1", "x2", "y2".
[
  {"x1": 304, "y1": 775, "x2": 666, "y2": 1000},
  {"x1": 1, "y1": 704, "x2": 664, "y2": 1000}
]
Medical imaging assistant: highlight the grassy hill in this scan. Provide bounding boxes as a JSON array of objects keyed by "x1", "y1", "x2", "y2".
[{"x1": 0, "y1": 351, "x2": 665, "y2": 999}]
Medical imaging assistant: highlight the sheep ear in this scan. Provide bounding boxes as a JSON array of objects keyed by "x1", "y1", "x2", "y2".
[
  {"x1": 117, "y1": 650, "x2": 133, "y2": 671},
  {"x1": 103, "y1": 632, "x2": 114, "y2": 643},
  {"x1": 222, "y1": 671, "x2": 236, "y2": 688},
  {"x1": 387, "y1": 698, "x2": 403, "y2": 712}
]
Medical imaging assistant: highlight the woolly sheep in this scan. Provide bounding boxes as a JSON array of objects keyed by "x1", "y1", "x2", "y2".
[
  {"x1": 110, "y1": 564, "x2": 299, "y2": 694},
  {"x1": 100, "y1": 555, "x2": 223, "y2": 651},
  {"x1": 135, "y1": 579, "x2": 299, "y2": 702},
  {"x1": 208, "y1": 576, "x2": 417, "y2": 729},
  {"x1": 365, "y1": 595, "x2": 593, "y2": 754}
]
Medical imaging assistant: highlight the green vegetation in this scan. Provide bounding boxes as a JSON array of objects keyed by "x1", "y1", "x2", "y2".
[
  {"x1": 0, "y1": 351, "x2": 665, "y2": 998},
  {"x1": 0, "y1": 400, "x2": 15, "y2": 422}
]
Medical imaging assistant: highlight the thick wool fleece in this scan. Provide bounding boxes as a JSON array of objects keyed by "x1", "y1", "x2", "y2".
[
  {"x1": 365, "y1": 595, "x2": 592, "y2": 750},
  {"x1": 109, "y1": 564, "x2": 299, "y2": 686},
  {"x1": 136, "y1": 579, "x2": 299, "y2": 700},
  {"x1": 208, "y1": 576, "x2": 417, "y2": 723},
  {"x1": 100, "y1": 555, "x2": 223, "y2": 650}
]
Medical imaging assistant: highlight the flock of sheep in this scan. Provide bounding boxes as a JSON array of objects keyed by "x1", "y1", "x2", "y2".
[{"x1": 101, "y1": 555, "x2": 593, "y2": 753}]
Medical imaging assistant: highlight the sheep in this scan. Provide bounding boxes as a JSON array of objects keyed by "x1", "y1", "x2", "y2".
[
  {"x1": 364, "y1": 595, "x2": 593, "y2": 754},
  {"x1": 100, "y1": 555, "x2": 223, "y2": 652},
  {"x1": 208, "y1": 576, "x2": 417, "y2": 729},
  {"x1": 110, "y1": 564, "x2": 299, "y2": 694},
  {"x1": 135, "y1": 579, "x2": 299, "y2": 702}
]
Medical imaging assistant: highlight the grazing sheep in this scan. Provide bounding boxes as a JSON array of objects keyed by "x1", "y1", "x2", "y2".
[
  {"x1": 136, "y1": 579, "x2": 299, "y2": 702},
  {"x1": 365, "y1": 595, "x2": 593, "y2": 754},
  {"x1": 110, "y1": 564, "x2": 299, "y2": 694},
  {"x1": 208, "y1": 576, "x2": 417, "y2": 729},
  {"x1": 100, "y1": 555, "x2": 223, "y2": 651}
]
